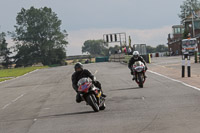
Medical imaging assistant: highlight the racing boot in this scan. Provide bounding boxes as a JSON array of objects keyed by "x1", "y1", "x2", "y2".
[{"x1": 132, "y1": 75, "x2": 135, "y2": 80}]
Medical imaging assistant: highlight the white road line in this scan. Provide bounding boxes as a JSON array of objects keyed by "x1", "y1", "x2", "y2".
[
  {"x1": 1, "y1": 93, "x2": 26, "y2": 110},
  {"x1": 12, "y1": 93, "x2": 26, "y2": 102},
  {"x1": 2, "y1": 102, "x2": 11, "y2": 110},
  {"x1": 148, "y1": 70, "x2": 200, "y2": 91},
  {"x1": 94, "y1": 70, "x2": 98, "y2": 75}
]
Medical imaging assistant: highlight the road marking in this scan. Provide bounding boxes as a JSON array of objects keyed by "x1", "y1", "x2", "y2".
[
  {"x1": 148, "y1": 70, "x2": 200, "y2": 91},
  {"x1": 142, "y1": 97, "x2": 145, "y2": 100},
  {"x1": 94, "y1": 70, "x2": 98, "y2": 75},
  {"x1": 12, "y1": 93, "x2": 26, "y2": 102},
  {"x1": 1, "y1": 93, "x2": 26, "y2": 110},
  {"x1": 2, "y1": 103, "x2": 11, "y2": 110}
]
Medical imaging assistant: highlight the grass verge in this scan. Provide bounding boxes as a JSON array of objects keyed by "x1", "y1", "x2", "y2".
[
  {"x1": 124, "y1": 55, "x2": 132, "y2": 63},
  {"x1": 0, "y1": 66, "x2": 48, "y2": 78},
  {"x1": 0, "y1": 78, "x2": 12, "y2": 82}
]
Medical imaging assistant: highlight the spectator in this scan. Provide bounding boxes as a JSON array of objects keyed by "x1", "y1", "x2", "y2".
[
  {"x1": 128, "y1": 47, "x2": 132, "y2": 55},
  {"x1": 118, "y1": 49, "x2": 121, "y2": 54},
  {"x1": 124, "y1": 47, "x2": 127, "y2": 54}
]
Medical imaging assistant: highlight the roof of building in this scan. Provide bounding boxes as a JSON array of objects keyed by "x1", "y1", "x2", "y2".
[{"x1": 172, "y1": 25, "x2": 184, "y2": 28}]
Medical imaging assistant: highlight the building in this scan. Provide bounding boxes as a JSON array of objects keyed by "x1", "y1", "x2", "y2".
[
  {"x1": 167, "y1": 10, "x2": 200, "y2": 55},
  {"x1": 167, "y1": 25, "x2": 184, "y2": 55}
]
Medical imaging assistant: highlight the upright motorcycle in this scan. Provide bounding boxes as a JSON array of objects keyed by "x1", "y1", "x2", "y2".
[
  {"x1": 77, "y1": 78, "x2": 106, "y2": 112},
  {"x1": 132, "y1": 61, "x2": 146, "y2": 88}
]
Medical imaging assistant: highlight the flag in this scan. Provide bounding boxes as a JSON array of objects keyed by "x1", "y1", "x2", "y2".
[
  {"x1": 129, "y1": 36, "x2": 131, "y2": 48},
  {"x1": 192, "y1": 10, "x2": 198, "y2": 18}
]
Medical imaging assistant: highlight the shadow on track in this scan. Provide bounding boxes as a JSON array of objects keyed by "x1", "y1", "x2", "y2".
[
  {"x1": 110, "y1": 87, "x2": 140, "y2": 92},
  {"x1": 1, "y1": 111, "x2": 94, "y2": 122},
  {"x1": 38, "y1": 111, "x2": 95, "y2": 119}
]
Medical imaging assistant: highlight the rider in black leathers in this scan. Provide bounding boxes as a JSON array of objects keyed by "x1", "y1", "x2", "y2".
[
  {"x1": 128, "y1": 51, "x2": 148, "y2": 80},
  {"x1": 71, "y1": 62, "x2": 105, "y2": 103}
]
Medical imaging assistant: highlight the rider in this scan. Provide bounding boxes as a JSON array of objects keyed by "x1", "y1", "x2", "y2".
[
  {"x1": 128, "y1": 51, "x2": 148, "y2": 80},
  {"x1": 71, "y1": 62, "x2": 106, "y2": 103}
]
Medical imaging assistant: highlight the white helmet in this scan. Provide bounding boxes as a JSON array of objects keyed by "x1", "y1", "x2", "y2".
[{"x1": 133, "y1": 51, "x2": 139, "y2": 60}]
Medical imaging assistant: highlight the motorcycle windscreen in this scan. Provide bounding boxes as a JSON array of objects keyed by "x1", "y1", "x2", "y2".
[
  {"x1": 78, "y1": 83, "x2": 90, "y2": 93},
  {"x1": 133, "y1": 61, "x2": 145, "y2": 72},
  {"x1": 77, "y1": 78, "x2": 90, "y2": 86},
  {"x1": 134, "y1": 61, "x2": 144, "y2": 67},
  {"x1": 135, "y1": 66, "x2": 144, "y2": 72}
]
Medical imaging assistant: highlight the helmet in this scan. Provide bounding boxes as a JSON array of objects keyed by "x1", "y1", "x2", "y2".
[
  {"x1": 133, "y1": 51, "x2": 139, "y2": 60},
  {"x1": 74, "y1": 62, "x2": 83, "y2": 71}
]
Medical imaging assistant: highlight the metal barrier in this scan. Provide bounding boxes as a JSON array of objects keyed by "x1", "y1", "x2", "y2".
[
  {"x1": 109, "y1": 53, "x2": 126, "y2": 62},
  {"x1": 109, "y1": 54, "x2": 151, "y2": 63},
  {"x1": 95, "y1": 56, "x2": 109, "y2": 63}
]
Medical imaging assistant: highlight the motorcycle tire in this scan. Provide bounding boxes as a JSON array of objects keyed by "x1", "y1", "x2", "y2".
[
  {"x1": 86, "y1": 94, "x2": 99, "y2": 112},
  {"x1": 138, "y1": 73, "x2": 143, "y2": 88},
  {"x1": 99, "y1": 102, "x2": 106, "y2": 110}
]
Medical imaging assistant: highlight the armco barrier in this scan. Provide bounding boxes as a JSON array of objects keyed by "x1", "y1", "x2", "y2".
[
  {"x1": 109, "y1": 53, "x2": 125, "y2": 62},
  {"x1": 109, "y1": 54, "x2": 151, "y2": 63},
  {"x1": 95, "y1": 56, "x2": 109, "y2": 63}
]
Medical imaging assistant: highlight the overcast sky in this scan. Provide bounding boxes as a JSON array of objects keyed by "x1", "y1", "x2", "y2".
[{"x1": 0, "y1": 0, "x2": 184, "y2": 55}]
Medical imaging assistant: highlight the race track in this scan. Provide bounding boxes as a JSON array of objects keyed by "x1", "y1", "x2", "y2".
[{"x1": 1, "y1": 62, "x2": 200, "y2": 133}]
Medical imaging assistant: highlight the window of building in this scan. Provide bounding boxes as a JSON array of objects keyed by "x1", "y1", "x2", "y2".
[
  {"x1": 194, "y1": 21, "x2": 200, "y2": 29},
  {"x1": 173, "y1": 27, "x2": 183, "y2": 34}
]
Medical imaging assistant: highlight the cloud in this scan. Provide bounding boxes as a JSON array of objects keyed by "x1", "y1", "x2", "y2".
[{"x1": 67, "y1": 26, "x2": 172, "y2": 56}]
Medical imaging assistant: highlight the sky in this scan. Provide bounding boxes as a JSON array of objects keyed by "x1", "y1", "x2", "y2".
[{"x1": 0, "y1": 0, "x2": 184, "y2": 55}]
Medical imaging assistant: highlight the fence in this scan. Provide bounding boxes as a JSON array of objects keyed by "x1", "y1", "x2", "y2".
[
  {"x1": 109, "y1": 53, "x2": 151, "y2": 63},
  {"x1": 109, "y1": 53, "x2": 126, "y2": 62},
  {"x1": 95, "y1": 56, "x2": 109, "y2": 63}
]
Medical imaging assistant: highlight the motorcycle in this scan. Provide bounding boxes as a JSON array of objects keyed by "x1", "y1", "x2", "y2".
[
  {"x1": 132, "y1": 61, "x2": 146, "y2": 88},
  {"x1": 77, "y1": 78, "x2": 106, "y2": 112}
]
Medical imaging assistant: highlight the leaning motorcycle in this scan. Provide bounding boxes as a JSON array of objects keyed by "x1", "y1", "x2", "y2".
[
  {"x1": 132, "y1": 61, "x2": 146, "y2": 88},
  {"x1": 77, "y1": 78, "x2": 106, "y2": 112}
]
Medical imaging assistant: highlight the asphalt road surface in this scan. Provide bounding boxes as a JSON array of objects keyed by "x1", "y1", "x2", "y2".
[{"x1": 1, "y1": 62, "x2": 200, "y2": 133}]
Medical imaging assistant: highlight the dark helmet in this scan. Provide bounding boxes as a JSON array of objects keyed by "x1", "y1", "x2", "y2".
[{"x1": 74, "y1": 62, "x2": 83, "y2": 71}]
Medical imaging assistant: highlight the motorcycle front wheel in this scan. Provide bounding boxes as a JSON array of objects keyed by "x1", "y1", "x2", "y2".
[
  {"x1": 86, "y1": 94, "x2": 99, "y2": 112},
  {"x1": 138, "y1": 73, "x2": 143, "y2": 88},
  {"x1": 99, "y1": 102, "x2": 106, "y2": 110}
]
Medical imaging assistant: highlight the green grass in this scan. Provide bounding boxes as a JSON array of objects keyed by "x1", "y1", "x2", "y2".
[
  {"x1": 0, "y1": 66, "x2": 48, "y2": 78},
  {"x1": 0, "y1": 78, "x2": 12, "y2": 82},
  {"x1": 124, "y1": 55, "x2": 132, "y2": 63}
]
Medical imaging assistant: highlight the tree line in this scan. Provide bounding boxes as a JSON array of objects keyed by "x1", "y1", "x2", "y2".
[
  {"x1": 82, "y1": 39, "x2": 168, "y2": 56},
  {"x1": 0, "y1": 7, "x2": 68, "y2": 68}
]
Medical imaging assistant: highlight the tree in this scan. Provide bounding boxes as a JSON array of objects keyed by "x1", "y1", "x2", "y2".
[
  {"x1": 12, "y1": 6, "x2": 68, "y2": 66},
  {"x1": 155, "y1": 45, "x2": 168, "y2": 52},
  {"x1": 82, "y1": 40, "x2": 108, "y2": 56},
  {"x1": 183, "y1": 29, "x2": 190, "y2": 39},
  {"x1": 0, "y1": 32, "x2": 12, "y2": 68},
  {"x1": 109, "y1": 45, "x2": 120, "y2": 54},
  {"x1": 146, "y1": 45, "x2": 156, "y2": 53},
  {"x1": 179, "y1": 0, "x2": 200, "y2": 21}
]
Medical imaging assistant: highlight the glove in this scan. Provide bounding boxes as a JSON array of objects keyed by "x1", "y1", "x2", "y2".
[{"x1": 145, "y1": 67, "x2": 148, "y2": 71}]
